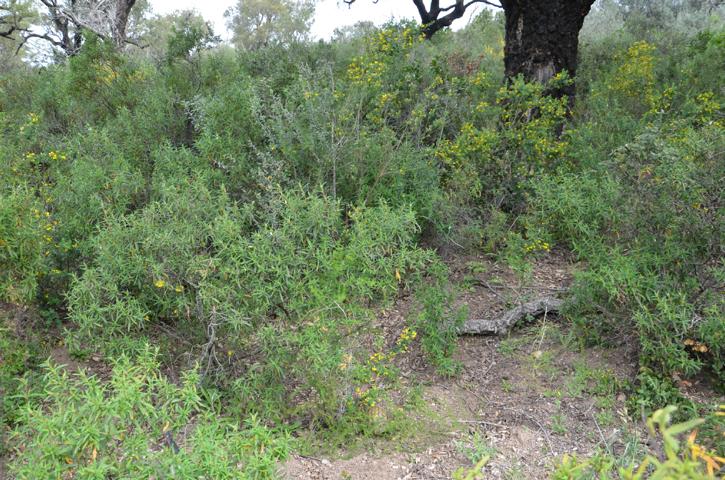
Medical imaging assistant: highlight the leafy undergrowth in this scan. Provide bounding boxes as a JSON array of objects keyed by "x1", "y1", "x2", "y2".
[
  {"x1": 9, "y1": 348, "x2": 290, "y2": 480},
  {"x1": 1, "y1": 2, "x2": 724, "y2": 478}
]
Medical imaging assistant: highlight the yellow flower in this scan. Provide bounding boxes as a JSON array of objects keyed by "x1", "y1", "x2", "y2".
[
  {"x1": 688, "y1": 430, "x2": 725, "y2": 476},
  {"x1": 174, "y1": 285, "x2": 184, "y2": 293},
  {"x1": 154, "y1": 280, "x2": 166, "y2": 288}
]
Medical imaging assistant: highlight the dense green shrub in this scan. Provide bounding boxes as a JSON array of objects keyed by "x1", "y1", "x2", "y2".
[
  {"x1": 0, "y1": 186, "x2": 47, "y2": 303},
  {"x1": 436, "y1": 75, "x2": 570, "y2": 211},
  {"x1": 66, "y1": 180, "x2": 437, "y2": 424},
  {"x1": 412, "y1": 260, "x2": 466, "y2": 376},
  {"x1": 527, "y1": 121, "x2": 724, "y2": 388},
  {"x1": 0, "y1": 320, "x2": 44, "y2": 455},
  {"x1": 66, "y1": 170, "x2": 234, "y2": 340},
  {"x1": 49, "y1": 128, "x2": 146, "y2": 263},
  {"x1": 8, "y1": 347, "x2": 290, "y2": 479},
  {"x1": 194, "y1": 74, "x2": 263, "y2": 197},
  {"x1": 223, "y1": 197, "x2": 435, "y2": 422},
  {"x1": 67, "y1": 35, "x2": 148, "y2": 123}
]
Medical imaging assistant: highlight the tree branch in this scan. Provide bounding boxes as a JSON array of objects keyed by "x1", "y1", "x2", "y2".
[
  {"x1": 5, "y1": 0, "x2": 141, "y2": 56},
  {"x1": 342, "y1": 0, "x2": 502, "y2": 39}
]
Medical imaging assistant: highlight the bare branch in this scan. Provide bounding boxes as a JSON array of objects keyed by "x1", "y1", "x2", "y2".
[
  {"x1": 15, "y1": 30, "x2": 67, "y2": 55},
  {"x1": 342, "y1": 0, "x2": 501, "y2": 39},
  {"x1": 3, "y1": 0, "x2": 142, "y2": 56}
]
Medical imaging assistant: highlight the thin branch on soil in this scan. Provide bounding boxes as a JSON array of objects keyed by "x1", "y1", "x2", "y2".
[
  {"x1": 511, "y1": 407, "x2": 555, "y2": 457},
  {"x1": 479, "y1": 340, "x2": 496, "y2": 378},
  {"x1": 455, "y1": 382, "x2": 555, "y2": 456},
  {"x1": 458, "y1": 419, "x2": 509, "y2": 429},
  {"x1": 471, "y1": 280, "x2": 567, "y2": 293},
  {"x1": 591, "y1": 411, "x2": 613, "y2": 455}
]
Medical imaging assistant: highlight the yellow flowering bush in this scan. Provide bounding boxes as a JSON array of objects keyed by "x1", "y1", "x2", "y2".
[
  {"x1": 604, "y1": 41, "x2": 659, "y2": 115},
  {"x1": 434, "y1": 75, "x2": 569, "y2": 211},
  {"x1": 344, "y1": 23, "x2": 424, "y2": 127}
]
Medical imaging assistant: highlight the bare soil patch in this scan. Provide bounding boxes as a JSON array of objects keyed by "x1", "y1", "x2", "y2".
[{"x1": 282, "y1": 251, "x2": 645, "y2": 479}]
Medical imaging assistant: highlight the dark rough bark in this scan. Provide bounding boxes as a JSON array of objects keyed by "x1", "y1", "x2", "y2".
[
  {"x1": 500, "y1": 0, "x2": 595, "y2": 100},
  {"x1": 413, "y1": 0, "x2": 472, "y2": 39}
]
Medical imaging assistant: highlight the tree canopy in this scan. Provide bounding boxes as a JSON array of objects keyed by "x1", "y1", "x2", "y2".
[{"x1": 225, "y1": 0, "x2": 316, "y2": 51}]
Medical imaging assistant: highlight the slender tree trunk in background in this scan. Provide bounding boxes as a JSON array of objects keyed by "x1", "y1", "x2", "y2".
[{"x1": 501, "y1": 0, "x2": 595, "y2": 103}]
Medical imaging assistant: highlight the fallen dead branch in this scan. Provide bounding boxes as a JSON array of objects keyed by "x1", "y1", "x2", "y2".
[{"x1": 458, "y1": 296, "x2": 564, "y2": 335}]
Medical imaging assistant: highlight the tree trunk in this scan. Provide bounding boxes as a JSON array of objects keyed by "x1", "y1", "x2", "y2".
[
  {"x1": 501, "y1": 0, "x2": 595, "y2": 102},
  {"x1": 111, "y1": 0, "x2": 136, "y2": 49}
]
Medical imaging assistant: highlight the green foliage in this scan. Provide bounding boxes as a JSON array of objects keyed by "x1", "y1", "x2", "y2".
[
  {"x1": 551, "y1": 406, "x2": 721, "y2": 480},
  {"x1": 67, "y1": 180, "x2": 435, "y2": 425},
  {"x1": 455, "y1": 431, "x2": 496, "y2": 465},
  {"x1": 0, "y1": 185, "x2": 47, "y2": 303},
  {"x1": 194, "y1": 74, "x2": 262, "y2": 196},
  {"x1": 49, "y1": 128, "x2": 145, "y2": 261},
  {"x1": 8, "y1": 347, "x2": 290, "y2": 479},
  {"x1": 67, "y1": 170, "x2": 230, "y2": 339},
  {"x1": 435, "y1": 74, "x2": 570, "y2": 212},
  {"x1": 67, "y1": 34, "x2": 145, "y2": 121},
  {"x1": 413, "y1": 261, "x2": 466, "y2": 376},
  {"x1": 0, "y1": 319, "x2": 44, "y2": 455},
  {"x1": 629, "y1": 370, "x2": 693, "y2": 417},
  {"x1": 165, "y1": 13, "x2": 220, "y2": 62},
  {"x1": 223, "y1": 197, "x2": 434, "y2": 424},
  {"x1": 225, "y1": 0, "x2": 316, "y2": 51},
  {"x1": 527, "y1": 121, "x2": 724, "y2": 390}
]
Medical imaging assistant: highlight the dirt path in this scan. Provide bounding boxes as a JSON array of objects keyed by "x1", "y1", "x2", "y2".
[{"x1": 282, "y1": 251, "x2": 642, "y2": 479}]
